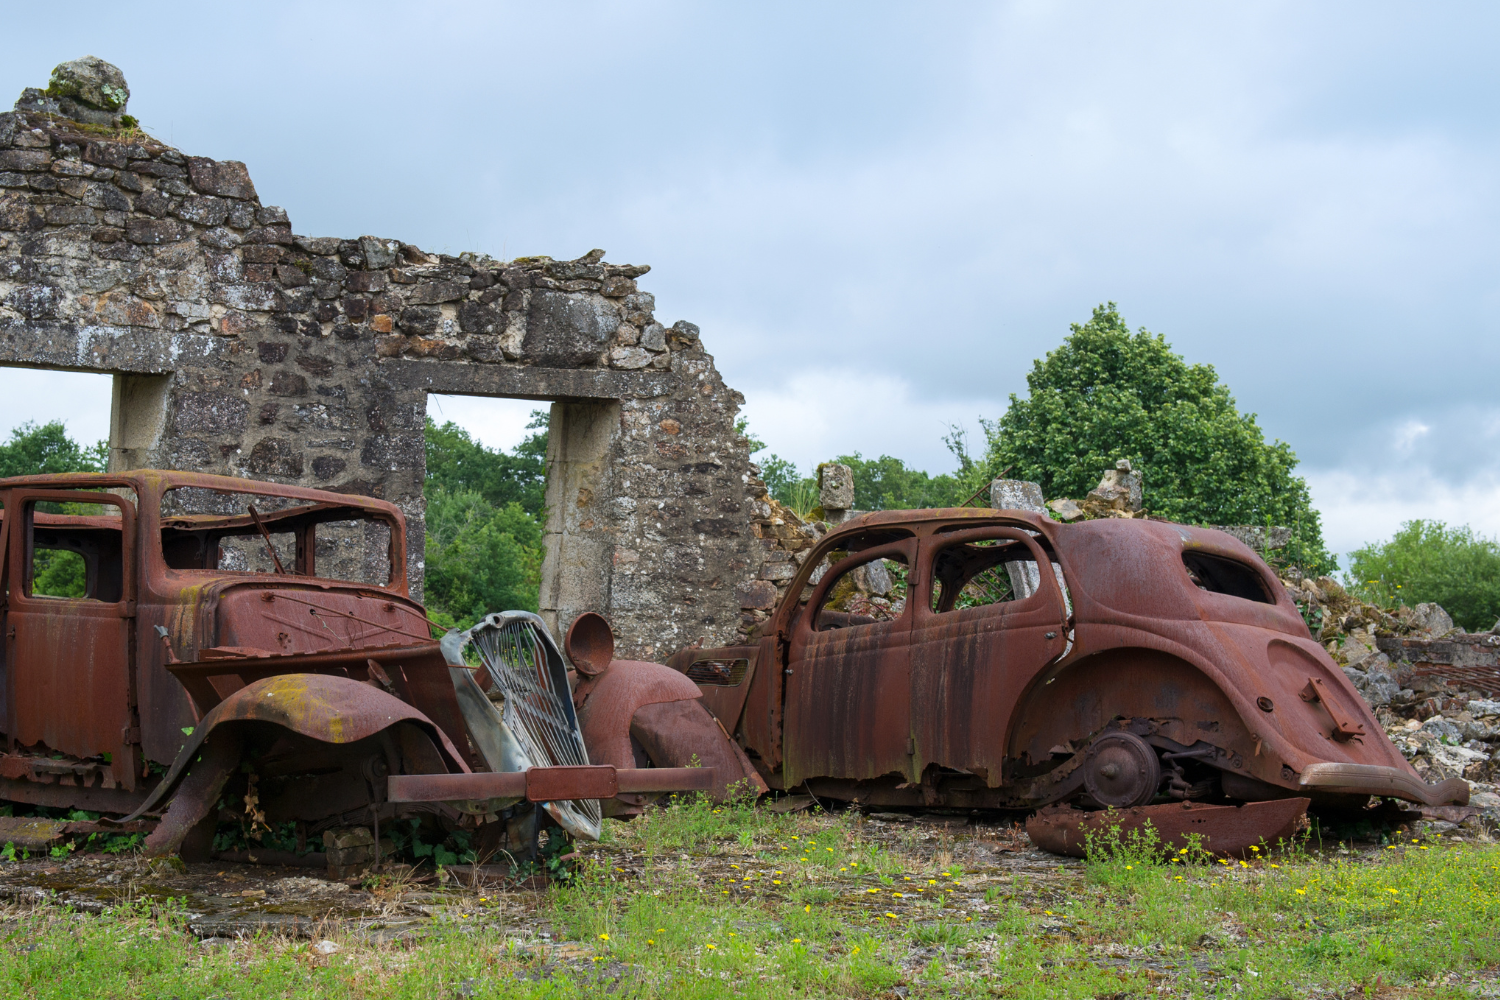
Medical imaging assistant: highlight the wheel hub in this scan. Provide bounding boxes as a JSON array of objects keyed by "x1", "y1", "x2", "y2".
[{"x1": 1082, "y1": 731, "x2": 1162, "y2": 808}]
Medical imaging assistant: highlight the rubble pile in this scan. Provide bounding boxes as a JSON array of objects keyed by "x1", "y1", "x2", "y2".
[{"x1": 1283, "y1": 575, "x2": 1500, "y2": 833}]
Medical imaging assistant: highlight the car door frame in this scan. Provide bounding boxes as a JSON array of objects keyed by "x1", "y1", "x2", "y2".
[
  {"x1": 782, "y1": 538, "x2": 918, "y2": 787},
  {"x1": 908, "y1": 525, "x2": 1068, "y2": 786},
  {"x1": 3, "y1": 487, "x2": 138, "y2": 789}
]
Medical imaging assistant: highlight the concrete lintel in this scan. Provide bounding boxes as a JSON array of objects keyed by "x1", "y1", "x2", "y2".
[{"x1": 380, "y1": 358, "x2": 676, "y2": 401}]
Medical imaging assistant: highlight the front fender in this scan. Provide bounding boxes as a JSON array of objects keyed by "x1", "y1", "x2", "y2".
[
  {"x1": 124, "y1": 673, "x2": 468, "y2": 822},
  {"x1": 574, "y1": 659, "x2": 703, "y2": 769}
]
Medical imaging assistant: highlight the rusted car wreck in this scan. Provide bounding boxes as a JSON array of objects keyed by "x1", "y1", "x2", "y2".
[
  {"x1": 669, "y1": 508, "x2": 1470, "y2": 854},
  {"x1": 0, "y1": 470, "x2": 745, "y2": 862}
]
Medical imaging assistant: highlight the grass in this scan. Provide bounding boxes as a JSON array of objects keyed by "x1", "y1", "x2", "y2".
[{"x1": 0, "y1": 795, "x2": 1495, "y2": 997}]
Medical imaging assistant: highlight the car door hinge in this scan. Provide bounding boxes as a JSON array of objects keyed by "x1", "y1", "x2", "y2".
[
  {"x1": 123, "y1": 600, "x2": 136, "y2": 618},
  {"x1": 120, "y1": 726, "x2": 141, "y2": 745},
  {"x1": 906, "y1": 736, "x2": 916, "y2": 756}
]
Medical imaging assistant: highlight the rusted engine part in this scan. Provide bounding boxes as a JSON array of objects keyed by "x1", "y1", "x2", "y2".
[
  {"x1": 573, "y1": 638, "x2": 766, "y2": 816},
  {"x1": 442, "y1": 611, "x2": 602, "y2": 841},
  {"x1": 124, "y1": 673, "x2": 462, "y2": 856},
  {"x1": 1025, "y1": 797, "x2": 1311, "y2": 859}
]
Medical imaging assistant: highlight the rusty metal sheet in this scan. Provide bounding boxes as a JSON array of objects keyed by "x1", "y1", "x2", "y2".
[
  {"x1": 908, "y1": 527, "x2": 1068, "y2": 784},
  {"x1": 4, "y1": 489, "x2": 137, "y2": 788},
  {"x1": 1025, "y1": 797, "x2": 1311, "y2": 858},
  {"x1": 782, "y1": 539, "x2": 917, "y2": 787},
  {"x1": 387, "y1": 765, "x2": 715, "y2": 803}
]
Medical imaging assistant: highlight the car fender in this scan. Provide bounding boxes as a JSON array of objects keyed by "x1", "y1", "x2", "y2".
[{"x1": 124, "y1": 673, "x2": 468, "y2": 823}]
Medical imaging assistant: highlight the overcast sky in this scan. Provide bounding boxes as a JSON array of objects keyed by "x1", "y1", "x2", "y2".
[{"x1": 3, "y1": 2, "x2": 1498, "y2": 562}]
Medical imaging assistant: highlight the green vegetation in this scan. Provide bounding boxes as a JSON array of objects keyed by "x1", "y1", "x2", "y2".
[
  {"x1": 978, "y1": 304, "x2": 1332, "y2": 572},
  {"x1": 1347, "y1": 520, "x2": 1500, "y2": 631},
  {"x1": 422, "y1": 413, "x2": 549, "y2": 629},
  {"x1": 0, "y1": 799, "x2": 1494, "y2": 997}
]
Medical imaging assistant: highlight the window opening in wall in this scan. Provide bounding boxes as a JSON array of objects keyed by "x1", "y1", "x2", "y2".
[
  {"x1": 0, "y1": 368, "x2": 113, "y2": 478},
  {"x1": 1182, "y1": 552, "x2": 1272, "y2": 604}
]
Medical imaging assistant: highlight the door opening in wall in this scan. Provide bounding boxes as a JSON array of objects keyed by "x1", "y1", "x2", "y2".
[{"x1": 422, "y1": 394, "x2": 553, "y2": 631}]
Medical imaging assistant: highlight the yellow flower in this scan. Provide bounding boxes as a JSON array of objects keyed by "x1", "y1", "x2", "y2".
[
  {"x1": 804, "y1": 905, "x2": 810, "y2": 913},
  {"x1": 721, "y1": 890, "x2": 729, "y2": 895},
  {"x1": 791, "y1": 836, "x2": 799, "y2": 840},
  {"x1": 1296, "y1": 889, "x2": 1306, "y2": 895},
  {"x1": 730, "y1": 864, "x2": 740, "y2": 869},
  {"x1": 1270, "y1": 864, "x2": 1280, "y2": 868},
  {"x1": 1387, "y1": 888, "x2": 1398, "y2": 894},
  {"x1": 706, "y1": 943, "x2": 716, "y2": 950},
  {"x1": 885, "y1": 912, "x2": 897, "y2": 919},
  {"x1": 773, "y1": 880, "x2": 782, "y2": 885},
  {"x1": 792, "y1": 938, "x2": 801, "y2": 943},
  {"x1": 867, "y1": 888, "x2": 879, "y2": 893},
  {"x1": 1125, "y1": 866, "x2": 1133, "y2": 870},
  {"x1": 647, "y1": 940, "x2": 655, "y2": 945},
  {"x1": 894, "y1": 892, "x2": 903, "y2": 898},
  {"x1": 615, "y1": 867, "x2": 624, "y2": 872},
  {"x1": 1179, "y1": 848, "x2": 1189, "y2": 854},
  {"x1": 928, "y1": 879, "x2": 936, "y2": 884},
  {"x1": 657, "y1": 928, "x2": 665, "y2": 933},
  {"x1": 1239, "y1": 861, "x2": 1250, "y2": 868},
  {"x1": 851, "y1": 946, "x2": 861, "y2": 955},
  {"x1": 599, "y1": 934, "x2": 609, "y2": 941}
]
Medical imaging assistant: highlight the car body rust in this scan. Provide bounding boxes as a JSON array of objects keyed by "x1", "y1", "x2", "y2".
[{"x1": 669, "y1": 507, "x2": 1469, "y2": 852}]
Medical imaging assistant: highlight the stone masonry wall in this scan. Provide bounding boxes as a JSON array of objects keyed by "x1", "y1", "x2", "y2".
[{"x1": 0, "y1": 90, "x2": 764, "y2": 657}]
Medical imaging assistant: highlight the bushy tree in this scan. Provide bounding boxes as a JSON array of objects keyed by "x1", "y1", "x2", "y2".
[
  {"x1": 979, "y1": 304, "x2": 1333, "y2": 572},
  {"x1": 832, "y1": 452, "x2": 969, "y2": 511},
  {"x1": 422, "y1": 412, "x2": 549, "y2": 627},
  {"x1": 1347, "y1": 521, "x2": 1500, "y2": 632},
  {"x1": 424, "y1": 490, "x2": 544, "y2": 628},
  {"x1": 0, "y1": 420, "x2": 106, "y2": 478},
  {"x1": 425, "y1": 412, "x2": 548, "y2": 520}
]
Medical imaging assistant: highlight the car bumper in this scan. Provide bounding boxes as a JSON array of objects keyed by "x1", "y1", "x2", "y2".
[{"x1": 1298, "y1": 762, "x2": 1469, "y2": 806}]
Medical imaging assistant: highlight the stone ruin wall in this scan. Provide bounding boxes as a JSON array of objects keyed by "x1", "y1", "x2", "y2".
[{"x1": 0, "y1": 99, "x2": 772, "y2": 659}]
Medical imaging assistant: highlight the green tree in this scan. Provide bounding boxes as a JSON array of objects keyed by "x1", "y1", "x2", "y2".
[
  {"x1": 1347, "y1": 521, "x2": 1500, "y2": 632},
  {"x1": 979, "y1": 304, "x2": 1332, "y2": 572},
  {"x1": 424, "y1": 490, "x2": 544, "y2": 628},
  {"x1": 0, "y1": 420, "x2": 106, "y2": 478},
  {"x1": 831, "y1": 452, "x2": 969, "y2": 511},
  {"x1": 424, "y1": 412, "x2": 548, "y2": 520}
]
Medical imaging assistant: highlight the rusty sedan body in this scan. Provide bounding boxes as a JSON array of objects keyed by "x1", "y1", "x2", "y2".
[
  {"x1": 671, "y1": 508, "x2": 1466, "y2": 850},
  {"x1": 0, "y1": 470, "x2": 709, "y2": 858}
]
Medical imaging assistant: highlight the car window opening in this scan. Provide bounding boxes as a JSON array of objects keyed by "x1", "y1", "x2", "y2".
[
  {"x1": 1182, "y1": 552, "x2": 1272, "y2": 604},
  {"x1": 931, "y1": 539, "x2": 1036, "y2": 613},
  {"x1": 160, "y1": 487, "x2": 393, "y2": 586},
  {"x1": 814, "y1": 554, "x2": 909, "y2": 632},
  {"x1": 24, "y1": 499, "x2": 127, "y2": 602}
]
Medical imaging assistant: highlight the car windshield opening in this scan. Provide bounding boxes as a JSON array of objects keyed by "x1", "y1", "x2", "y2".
[{"x1": 160, "y1": 486, "x2": 393, "y2": 586}]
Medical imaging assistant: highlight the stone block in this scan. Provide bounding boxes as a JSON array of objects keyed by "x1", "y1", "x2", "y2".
[
  {"x1": 47, "y1": 56, "x2": 130, "y2": 111},
  {"x1": 359, "y1": 236, "x2": 398, "y2": 269},
  {"x1": 818, "y1": 463, "x2": 854, "y2": 511},
  {"x1": 0, "y1": 150, "x2": 52, "y2": 172},
  {"x1": 172, "y1": 392, "x2": 248, "y2": 435},
  {"x1": 247, "y1": 437, "x2": 304, "y2": 477},
  {"x1": 126, "y1": 217, "x2": 186, "y2": 245},
  {"x1": 407, "y1": 281, "x2": 465, "y2": 305},
  {"x1": 639, "y1": 322, "x2": 666, "y2": 351},
  {"x1": 737, "y1": 579, "x2": 778, "y2": 610},
  {"x1": 610, "y1": 346, "x2": 652, "y2": 369},
  {"x1": 269, "y1": 371, "x2": 309, "y2": 396},
  {"x1": 173, "y1": 196, "x2": 229, "y2": 227},
  {"x1": 457, "y1": 300, "x2": 499, "y2": 334},
  {"x1": 991, "y1": 479, "x2": 1044, "y2": 513},
  {"x1": 398, "y1": 305, "x2": 441, "y2": 335},
  {"x1": 523, "y1": 290, "x2": 619, "y2": 367}
]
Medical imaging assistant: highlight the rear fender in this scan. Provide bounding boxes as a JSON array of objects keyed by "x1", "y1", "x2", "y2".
[{"x1": 124, "y1": 673, "x2": 468, "y2": 822}]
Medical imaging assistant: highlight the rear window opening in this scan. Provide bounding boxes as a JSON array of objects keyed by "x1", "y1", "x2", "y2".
[{"x1": 1182, "y1": 552, "x2": 1272, "y2": 604}]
